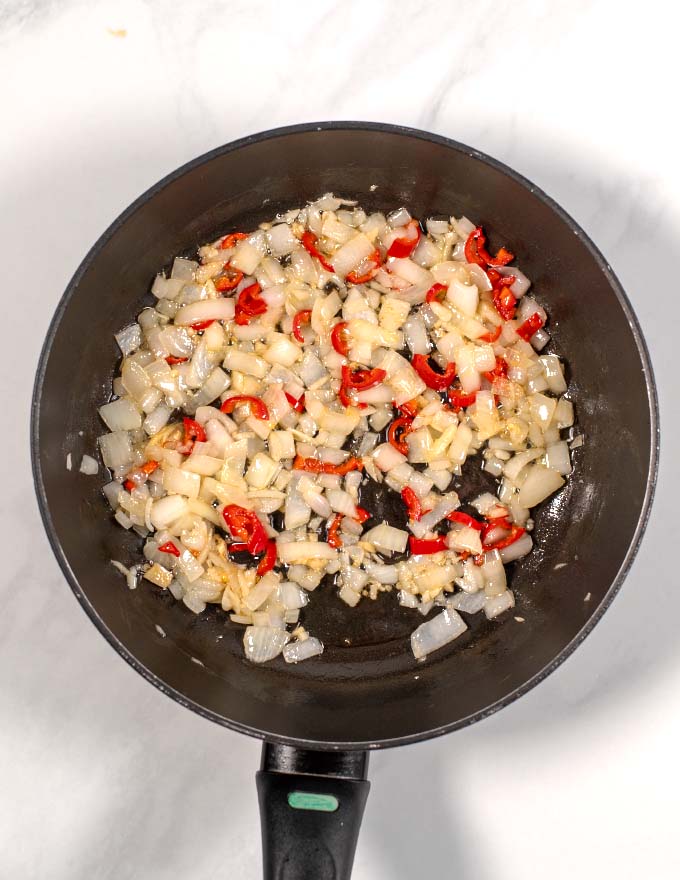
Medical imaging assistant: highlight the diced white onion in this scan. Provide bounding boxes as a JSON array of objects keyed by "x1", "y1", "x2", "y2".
[{"x1": 411, "y1": 609, "x2": 467, "y2": 659}]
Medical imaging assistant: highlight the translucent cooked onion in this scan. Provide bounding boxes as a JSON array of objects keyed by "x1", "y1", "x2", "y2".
[
  {"x1": 243, "y1": 626, "x2": 290, "y2": 663},
  {"x1": 99, "y1": 194, "x2": 574, "y2": 666},
  {"x1": 411, "y1": 609, "x2": 467, "y2": 660}
]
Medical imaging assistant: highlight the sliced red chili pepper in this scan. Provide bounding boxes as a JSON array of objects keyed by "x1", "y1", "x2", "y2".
[
  {"x1": 480, "y1": 515, "x2": 512, "y2": 543},
  {"x1": 516, "y1": 312, "x2": 545, "y2": 341},
  {"x1": 346, "y1": 249, "x2": 382, "y2": 284},
  {"x1": 190, "y1": 320, "x2": 215, "y2": 331},
  {"x1": 484, "y1": 524, "x2": 526, "y2": 551},
  {"x1": 140, "y1": 461, "x2": 159, "y2": 475},
  {"x1": 124, "y1": 479, "x2": 135, "y2": 491},
  {"x1": 397, "y1": 399, "x2": 420, "y2": 419},
  {"x1": 447, "y1": 388, "x2": 478, "y2": 411},
  {"x1": 401, "y1": 486, "x2": 423, "y2": 521},
  {"x1": 447, "y1": 511, "x2": 484, "y2": 531},
  {"x1": 220, "y1": 395, "x2": 270, "y2": 421},
  {"x1": 411, "y1": 353, "x2": 457, "y2": 391},
  {"x1": 464, "y1": 227, "x2": 514, "y2": 269},
  {"x1": 220, "y1": 232, "x2": 248, "y2": 250},
  {"x1": 330, "y1": 321, "x2": 350, "y2": 356},
  {"x1": 354, "y1": 507, "x2": 371, "y2": 524},
  {"x1": 327, "y1": 513, "x2": 344, "y2": 549},
  {"x1": 341, "y1": 364, "x2": 386, "y2": 391},
  {"x1": 214, "y1": 266, "x2": 244, "y2": 292},
  {"x1": 486, "y1": 268, "x2": 517, "y2": 321},
  {"x1": 228, "y1": 542, "x2": 249, "y2": 554},
  {"x1": 178, "y1": 417, "x2": 206, "y2": 455},
  {"x1": 479, "y1": 323, "x2": 502, "y2": 343},
  {"x1": 293, "y1": 455, "x2": 363, "y2": 476},
  {"x1": 222, "y1": 505, "x2": 268, "y2": 555},
  {"x1": 165, "y1": 355, "x2": 188, "y2": 365},
  {"x1": 285, "y1": 392, "x2": 305, "y2": 413},
  {"x1": 409, "y1": 536, "x2": 448, "y2": 555},
  {"x1": 387, "y1": 220, "x2": 421, "y2": 258},
  {"x1": 492, "y1": 285, "x2": 517, "y2": 321},
  {"x1": 292, "y1": 309, "x2": 312, "y2": 343},
  {"x1": 338, "y1": 384, "x2": 367, "y2": 409},
  {"x1": 234, "y1": 282, "x2": 267, "y2": 325},
  {"x1": 425, "y1": 283, "x2": 448, "y2": 304},
  {"x1": 387, "y1": 416, "x2": 414, "y2": 455},
  {"x1": 123, "y1": 460, "x2": 158, "y2": 492},
  {"x1": 483, "y1": 357, "x2": 508, "y2": 383},
  {"x1": 301, "y1": 230, "x2": 335, "y2": 272},
  {"x1": 256, "y1": 540, "x2": 277, "y2": 576},
  {"x1": 158, "y1": 541, "x2": 181, "y2": 557}
]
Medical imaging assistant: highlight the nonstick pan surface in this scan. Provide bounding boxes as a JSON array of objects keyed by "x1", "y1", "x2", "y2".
[{"x1": 32, "y1": 122, "x2": 658, "y2": 750}]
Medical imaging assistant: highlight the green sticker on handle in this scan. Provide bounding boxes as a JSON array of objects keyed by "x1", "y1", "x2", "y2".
[{"x1": 288, "y1": 791, "x2": 339, "y2": 812}]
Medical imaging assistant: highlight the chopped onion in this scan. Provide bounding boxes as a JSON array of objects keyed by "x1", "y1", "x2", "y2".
[
  {"x1": 99, "y1": 398, "x2": 142, "y2": 432},
  {"x1": 484, "y1": 590, "x2": 515, "y2": 619},
  {"x1": 363, "y1": 524, "x2": 408, "y2": 554},
  {"x1": 175, "y1": 298, "x2": 235, "y2": 325},
  {"x1": 283, "y1": 637, "x2": 324, "y2": 663},
  {"x1": 411, "y1": 608, "x2": 467, "y2": 659},
  {"x1": 79, "y1": 454, "x2": 98, "y2": 475},
  {"x1": 115, "y1": 323, "x2": 142, "y2": 356},
  {"x1": 276, "y1": 541, "x2": 337, "y2": 564},
  {"x1": 517, "y1": 464, "x2": 565, "y2": 508},
  {"x1": 243, "y1": 626, "x2": 290, "y2": 663}
]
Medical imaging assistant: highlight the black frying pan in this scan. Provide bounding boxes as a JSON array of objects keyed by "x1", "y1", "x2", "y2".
[{"x1": 32, "y1": 122, "x2": 658, "y2": 879}]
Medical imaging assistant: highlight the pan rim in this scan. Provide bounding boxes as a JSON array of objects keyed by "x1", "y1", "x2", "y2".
[{"x1": 31, "y1": 120, "x2": 660, "y2": 750}]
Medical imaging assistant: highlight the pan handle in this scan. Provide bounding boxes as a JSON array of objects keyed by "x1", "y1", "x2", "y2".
[{"x1": 256, "y1": 742, "x2": 370, "y2": 880}]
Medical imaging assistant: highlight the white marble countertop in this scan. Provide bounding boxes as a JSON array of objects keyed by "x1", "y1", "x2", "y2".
[{"x1": 2, "y1": 1, "x2": 678, "y2": 877}]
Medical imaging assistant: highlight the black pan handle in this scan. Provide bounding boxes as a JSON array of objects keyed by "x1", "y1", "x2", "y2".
[{"x1": 256, "y1": 743, "x2": 370, "y2": 880}]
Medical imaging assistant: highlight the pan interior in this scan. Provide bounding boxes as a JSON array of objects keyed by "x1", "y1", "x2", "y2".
[{"x1": 34, "y1": 125, "x2": 655, "y2": 747}]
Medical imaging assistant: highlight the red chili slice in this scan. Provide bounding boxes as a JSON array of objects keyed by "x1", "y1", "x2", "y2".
[
  {"x1": 447, "y1": 511, "x2": 484, "y2": 531},
  {"x1": 166, "y1": 355, "x2": 188, "y2": 365},
  {"x1": 178, "y1": 417, "x2": 206, "y2": 455},
  {"x1": 301, "y1": 231, "x2": 335, "y2": 272},
  {"x1": 387, "y1": 416, "x2": 414, "y2": 455},
  {"x1": 338, "y1": 385, "x2": 367, "y2": 409},
  {"x1": 354, "y1": 507, "x2": 371, "y2": 524},
  {"x1": 222, "y1": 505, "x2": 268, "y2": 555},
  {"x1": 516, "y1": 312, "x2": 545, "y2": 341},
  {"x1": 411, "y1": 354, "x2": 457, "y2": 391},
  {"x1": 191, "y1": 320, "x2": 215, "y2": 331},
  {"x1": 483, "y1": 524, "x2": 526, "y2": 551},
  {"x1": 341, "y1": 364, "x2": 386, "y2": 391},
  {"x1": 285, "y1": 392, "x2": 305, "y2": 413},
  {"x1": 220, "y1": 395, "x2": 270, "y2": 420},
  {"x1": 479, "y1": 323, "x2": 502, "y2": 343},
  {"x1": 234, "y1": 282, "x2": 267, "y2": 325},
  {"x1": 401, "y1": 486, "x2": 423, "y2": 521},
  {"x1": 220, "y1": 232, "x2": 248, "y2": 250},
  {"x1": 447, "y1": 388, "x2": 478, "y2": 411},
  {"x1": 409, "y1": 536, "x2": 448, "y2": 555},
  {"x1": 464, "y1": 227, "x2": 514, "y2": 269},
  {"x1": 293, "y1": 455, "x2": 363, "y2": 476},
  {"x1": 158, "y1": 541, "x2": 181, "y2": 557},
  {"x1": 256, "y1": 540, "x2": 277, "y2": 576},
  {"x1": 292, "y1": 309, "x2": 312, "y2": 343},
  {"x1": 346, "y1": 249, "x2": 382, "y2": 284},
  {"x1": 327, "y1": 513, "x2": 344, "y2": 549},
  {"x1": 397, "y1": 399, "x2": 420, "y2": 419},
  {"x1": 214, "y1": 266, "x2": 244, "y2": 292},
  {"x1": 483, "y1": 357, "x2": 508, "y2": 383},
  {"x1": 124, "y1": 459, "x2": 159, "y2": 491},
  {"x1": 425, "y1": 283, "x2": 447, "y2": 304},
  {"x1": 330, "y1": 321, "x2": 350, "y2": 356},
  {"x1": 487, "y1": 269, "x2": 517, "y2": 320},
  {"x1": 387, "y1": 220, "x2": 421, "y2": 258}
]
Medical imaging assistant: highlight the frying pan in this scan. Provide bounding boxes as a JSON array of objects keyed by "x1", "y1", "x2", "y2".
[{"x1": 31, "y1": 122, "x2": 658, "y2": 879}]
